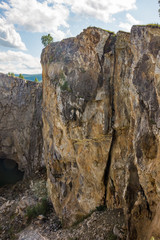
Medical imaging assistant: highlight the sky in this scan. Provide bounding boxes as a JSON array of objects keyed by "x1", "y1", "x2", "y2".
[{"x1": 0, "y1": 0, "x2": 159, "y2": 74}]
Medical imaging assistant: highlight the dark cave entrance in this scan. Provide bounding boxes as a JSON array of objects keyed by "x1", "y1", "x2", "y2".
[{"x1": 0, "y1": 158, "x2": 24, "y2": 187}]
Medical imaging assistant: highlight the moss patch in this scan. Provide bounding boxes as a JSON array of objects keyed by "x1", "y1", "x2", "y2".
[{"x1": 26, "y1": 198, "x2": 50, "y2": 222}]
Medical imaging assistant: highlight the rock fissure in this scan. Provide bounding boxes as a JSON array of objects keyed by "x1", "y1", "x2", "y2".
[
  {"x1": 103, "y1": 129, "x2": 116, "y2": 205},
  {"x1": 139, "y1": 184, "x2": 152, "y2": 219},
  {"x1": 41, "y1": 26, "x2": 160, "y2": 238},
  {"x1": 103, "y1": 34, "x2": 117, "y2": 205}
]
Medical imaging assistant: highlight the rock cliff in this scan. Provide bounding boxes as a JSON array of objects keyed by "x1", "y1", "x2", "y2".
[
  {"x1": 0, "y1": 74, "x2": 43, "y2": 176},
  {"x1": 41, "y1": 26, "x2": 160, "y2": 239}
]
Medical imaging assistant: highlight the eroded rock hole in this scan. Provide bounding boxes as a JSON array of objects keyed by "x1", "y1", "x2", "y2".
[{"x1": 0, "y1": 158, "x2": 24, "y2": 187}]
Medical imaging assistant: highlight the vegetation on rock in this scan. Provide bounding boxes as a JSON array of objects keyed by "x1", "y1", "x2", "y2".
[
  {"x1": 41, "y1": 34, "x2": 53, "y2": 47},
  {"x1": 26, "y1": 197, "x2": 50, "y2": 222},
  {"x1": 34, "y1": 77, "x2": 39, "y2": 82},
  {"x1": 19, "y1": 74, "x2": 24, "y2": 79},
  {"x1": 8, "y1": 72, "x2": 15, "y2": 77}
]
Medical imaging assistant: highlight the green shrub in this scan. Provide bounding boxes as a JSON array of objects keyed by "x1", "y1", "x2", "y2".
[
  {"x1": 147, "y1": 23, "x2": 160, "y2": 28},
  {"x1": 41, "y1": 34, "x2": 53, "y2": 47},
  {"x1": 136, "y1": 24, "x2": 160, "y2": 28},
  {"x1": 26, "y1": 198, "x2": 49, "y2": 222},
  {"x1": 34, "y1": 77, "x2": 39, "y2": 83},
  {"x1": 8, "y1": 72, "x2": 15, "y2": 77},
  {"x1": 60, "y1": 81, "x2": 71, "y2": 91},
  {"x1": 19, "y1": 74, "x2": 24, "y2": 79},
  {"x1": 7, "y1": 227, "x2": 16, "y2": 240}
]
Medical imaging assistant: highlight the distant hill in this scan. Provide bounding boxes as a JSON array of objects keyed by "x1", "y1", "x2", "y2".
[{"x1": 15, "y1": 74, "x2": 42, "y2": 82}]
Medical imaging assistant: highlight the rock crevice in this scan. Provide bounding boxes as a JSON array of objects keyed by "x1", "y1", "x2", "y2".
[{"x1": 40, "y1": 25, "x2": 160, "y2": 239}]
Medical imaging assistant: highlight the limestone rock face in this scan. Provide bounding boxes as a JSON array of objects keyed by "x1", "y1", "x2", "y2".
[
  {"x1": 41, "y1": 26, "x2": 160, "y2": 239},
  {"x1": 41, "y1": 27, "x2": 113, "y2": 225},
  {"x1": 0, "y1": 74, "x2": 43, "y2": 175},
  {"x1": 107, "y1": 27, "x2": 160, "y2": 240}
]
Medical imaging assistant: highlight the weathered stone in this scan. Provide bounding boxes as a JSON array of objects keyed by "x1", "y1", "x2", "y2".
[
  {"x1": 42, "y1": 27, "x2": 113, "y2": 226},
  {"x1": 18, "y1": 228, "x2": 48, "y2": 240},
  {"x1": 41, "y1": 25, "x2": 160, "y2": 239},
  {"x1": 106, "y1": 26, "x2": 160, "y2": 239},
  {"x1": 0, "y1": 74, "x2": 43, "y2": 176}
]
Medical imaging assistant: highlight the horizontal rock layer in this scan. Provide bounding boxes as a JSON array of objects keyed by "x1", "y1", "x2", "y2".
[
  {"x1": 41, "y1": 26, "x2": 160, "y2": 239},
  {"x1": 0, "y1": 74, "x2": 43, "y2": 175}
]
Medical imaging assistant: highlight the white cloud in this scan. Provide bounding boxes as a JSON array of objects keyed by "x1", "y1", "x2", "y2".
[
  {"x1": 52, "y1": 0, "x2": 137, "y2": 22},
  {"x1": 0, "y1": 50, "x2": 41, "y2": 74},
  {"x1": 0, "y1": 0, "x2": 137, "y2": 40},
  {"x1": 119, "y1": 13, "x2": 140, "y2": 31},
  {"x1": 0, "y1": 1, "x2": 10, "y2": 10},
  {"x1": 0, "y1": 0, "x2": 69, "y2": 40},
  {"x1": 0, "y1": 0, "x2": 139, "y2": 74},
  {"x1": 0, "y1": 18, "x2": 26, "y2": 50},
  {"x1": 126, "y1": 13, "x2": 139, "y2": 24}
]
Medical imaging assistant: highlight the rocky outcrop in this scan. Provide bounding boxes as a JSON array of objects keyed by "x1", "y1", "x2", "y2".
[
  {"x1": 107, "y1": 27, "x2": 160, "y2": 240},
  {"x1": 0, "y1": 74, "x2": 43, "y2": 176},
  {"x1": 41, "y1": 26, "x2": 160, "y2": 239},
  {"x1": 41, "y1": 27, "x2": 113, "y2": 226}
]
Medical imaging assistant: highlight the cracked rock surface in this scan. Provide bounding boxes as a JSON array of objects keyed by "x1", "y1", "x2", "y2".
[
  {"x1": 41, "y1": 26, "x2": 160, "y2": 239},
  {"x1": 0, "y1": 74, "x2": 43, "y2": 175}
]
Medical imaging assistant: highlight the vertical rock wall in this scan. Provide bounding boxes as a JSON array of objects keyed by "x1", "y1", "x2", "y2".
[
  {"x1": 42, "y1": 28, "x2": 113, "y2": 225},
  {"x1": 0, "y1": 74, "x2": 43, "y2": 175},
  {"x1": 41, "y1": 26, "x2": 160, "y2": 239},
  {"x1": 106, "y1": 27, "x2": 160, "y2": 240}
]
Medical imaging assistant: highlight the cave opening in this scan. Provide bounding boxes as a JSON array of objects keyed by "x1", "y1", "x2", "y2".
[{"x1": 0, "y1": 158, "x2": 24, "y2": 187}]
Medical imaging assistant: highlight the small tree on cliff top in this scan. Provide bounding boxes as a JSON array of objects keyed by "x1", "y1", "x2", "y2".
[
  {"x1": 34, "y1": 77, "x2": 39, "y2": 83},
  {"x1": 8, "y1": 72, "x2": 15, "y2": 77},
  {"x1": 19, "y1": 73, "x2": 24, "y2": 79},
  {"x1": 41, "y1": 34, "x2": 53, "y2": 47}
]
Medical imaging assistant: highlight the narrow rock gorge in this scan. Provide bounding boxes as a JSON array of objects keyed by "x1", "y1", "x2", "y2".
[
  {"x1": 0, "y1": 25, "x2": 160, "y2": 240},
  {"x1": 41, "y1": 26, "x2": 160, "y2": 239}
]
